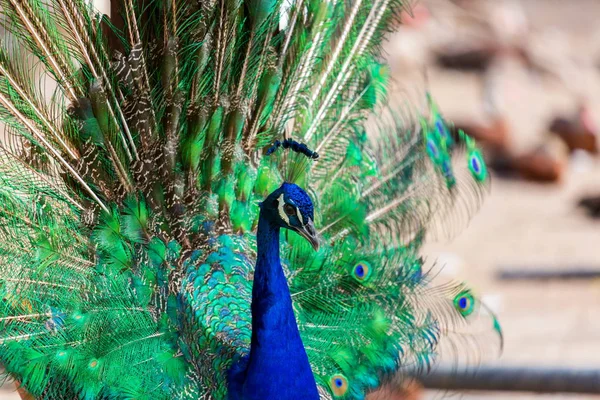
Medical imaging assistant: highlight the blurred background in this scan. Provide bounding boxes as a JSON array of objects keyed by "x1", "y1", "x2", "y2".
[
  {"x1": 2, "y1": 0, "x2": 600, "y2": 399},
  {"x1": 385, "y1": 0, "x2": 600, "y2": 399}
]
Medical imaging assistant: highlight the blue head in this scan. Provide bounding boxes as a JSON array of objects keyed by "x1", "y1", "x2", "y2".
[{"x1": 260, "y1": 183, "x2": 319, "y2": 250}]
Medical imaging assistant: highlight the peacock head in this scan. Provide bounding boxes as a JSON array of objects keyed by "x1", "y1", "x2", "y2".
[{"x1": 260, "y1": 182, "x2": 319, "y2": 250}]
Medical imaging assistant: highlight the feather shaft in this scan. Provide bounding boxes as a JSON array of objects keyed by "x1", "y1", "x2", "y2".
[
  {"x1": 313, "y1": 84, "x2": 369, "y2": 154},
  {"x1": 55, "y1": 0, "x2": 137, "y2": 160},
  {"x1": 0, "y1": 148, "x2": 85, "y2": 210},
  {"x1": 0, "y1": 63, "x2": 79, "y2": 160},
  {"x1": 1, "y1": 278, "x2": 78, "y2": 290},
  {"x1": 0, "y1": 313, "x2": 51, "y2": 321},
  {"x1": 123, "y1": 0, "x2": 157, "y2": 133},
  {"x1": 235, "y1": 29, "x2": 256, "y2": 99},
  {"x1": 309, "y1": 0, "x2": 363, "y2": 107},
  {"x1": 0, "y1": 91, "x2": 109, "y2": 212},
  {"x1": 365, "y1": 191, "x2": 413, "y2": 223},
  {"x1": 304, "y1": 0, "x2": 389, "y2": 142},
  {"x1": 7, "y1": 0, "x2": 79, "y2": 101},
  {"x1": 275, "y1": 30, "x2": 323, "y2": 133},
  {"x1": 278, "y1": 0, "x2": 302, "y2": 69},
  {"x1": 104, "y1": 332, "x2": 165, "y2": 356},
  {"x1": 0, "y1": 333, "x2": 45, "y2": 344},
  {"x1": 105, "y1": 141, "x2": 134, "y2": 192},
  {"x1": 213, "y1": 0, "x2": 227, "y2": 103}
]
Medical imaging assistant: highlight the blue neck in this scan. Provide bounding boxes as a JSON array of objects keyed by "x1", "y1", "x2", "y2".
[{"x1": 228, "y1": 214, "x2": 319, "y2": 399}]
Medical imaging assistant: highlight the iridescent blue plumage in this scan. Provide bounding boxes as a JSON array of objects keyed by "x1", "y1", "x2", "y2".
[{"x1": 229, "y1": 183, "x2": 320, "y2": 399}]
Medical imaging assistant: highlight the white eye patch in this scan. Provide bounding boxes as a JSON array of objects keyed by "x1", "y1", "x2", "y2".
[
  {"x1": 296, "y1": 207, "x2": 304, "y2": 225},
  {"x1": 277, "y1": 194, "x2": 290, "y2": 225}
]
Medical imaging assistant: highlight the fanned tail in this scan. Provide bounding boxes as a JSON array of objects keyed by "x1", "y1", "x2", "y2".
[{"x1": 0, "y1": 0, "x2": 500, "y2": 398}]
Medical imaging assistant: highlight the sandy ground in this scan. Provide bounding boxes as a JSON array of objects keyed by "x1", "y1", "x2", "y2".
[{"x1": 2, "y1": 1, "x2": 600, "y2": 399}]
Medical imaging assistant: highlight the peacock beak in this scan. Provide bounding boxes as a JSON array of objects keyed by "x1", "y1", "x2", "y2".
[{"x1": 295, "y1": 218, "x2": 319, "y2": 251}]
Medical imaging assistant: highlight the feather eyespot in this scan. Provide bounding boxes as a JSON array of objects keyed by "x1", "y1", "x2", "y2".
[
  {"x1": 468, "y1": 150, "x2": 487, "y2": 182},
  {"x1": 470, "y1": 155, "x2": 480, "y2": 173},
  {"x1": 454, "y1": 290, "x2": 475, "y2": 317},
  {"x1": 55, "y1": 350, "x2": 70, "y2": 364},
  {"x1": 441, "y1": 159, "x2": 456, "y2": 188},
  {"x1": 352, "y1": 261, "x2": 372, "y2": 282},
  {"x1": 329, "y1": 374, "x2": 348, "y2": 396},
  {"x1": 283, "y1": 203, "x2": 295, "y2": 216},
  {"x1": 426, "y1": 138, "x2": 438, "y2": 160},
  {"x1": 435, "y1": 119, "x2": 448, "y2": 139},
  {"x1": 72, "y1": 311, "x2": 86, "y2": 323},
  {"x1": 442, "y1": 159, "x2": 451, "y2": 174}
]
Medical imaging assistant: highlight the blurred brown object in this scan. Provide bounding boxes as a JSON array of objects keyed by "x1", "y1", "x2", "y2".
[
  {"x1": 549, "y1": 103, "x2": 598, "y2": 154},
  {"x1": 578, "y1": 195, "x2": 600, "y2": 218},
  {"x1": 15, "y1": 381, "x2": 34, "y2": 400},
  {"x1": 432, "y1": 0, "x2": 561, "y2": 80},
  {"x1": 435, "y1": 40, "x2": 555, "y2": 79},
  {"x1": 367, "y1": 379, "x2": 423, "y2": 400},
  {"x1": 490, "y1": 136, "x2": 569, "y2": 183},
  {"x1": 435, "y1": 42, "x2": 497, "y2": 72},
  {"x1": 512, "y1": 145, "x2": 566, "y2": 183},
  {"x1": 452, "y1": 109, "x2": 566, "y2": 184},
  {"x1": 452, "y1": 115, "x2": 510, "y2": 153},
  {"x1": 451, "y1": 63, "x2": 511, "y2": 154}
]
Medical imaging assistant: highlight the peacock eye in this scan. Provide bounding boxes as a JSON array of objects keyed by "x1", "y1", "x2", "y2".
[
  {"x1": 454, "y1": 290, "x2": 475, "y2": 317},
  {"x1": 283, "y1": 203, "x2": 296, "y2": 216},
  {"x1": 329, "y1": 374, "x2": 348, "y2": 396},
  {"x1": 352, "y1": 261, "x2": 372, "y2": 282}
]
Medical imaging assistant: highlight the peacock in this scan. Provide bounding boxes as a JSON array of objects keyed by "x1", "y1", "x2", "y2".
[{"x1": 0, "y1": 0, "x2": 502, "y2": 399}]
